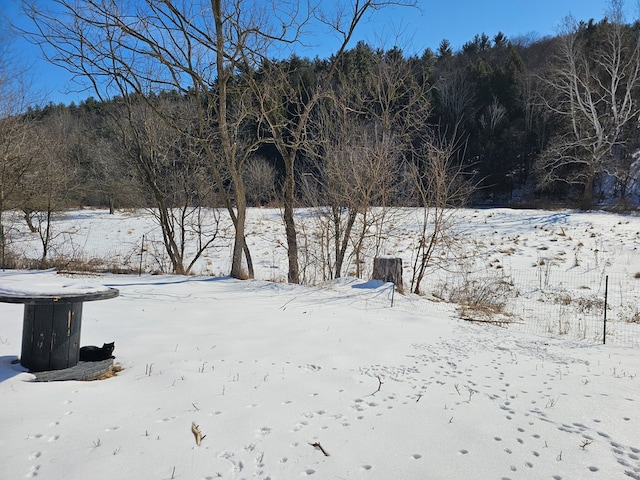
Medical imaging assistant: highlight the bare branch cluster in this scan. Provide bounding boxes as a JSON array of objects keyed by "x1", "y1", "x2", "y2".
[{"x1": 537, "y1": 0, "x2": 640, "y2": 208}]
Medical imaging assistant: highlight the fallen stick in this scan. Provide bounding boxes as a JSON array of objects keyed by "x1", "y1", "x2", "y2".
[
  {"x1": 460, "y1": 316, "x2": 518, "y2": 326},
  {"x1": 309, "y1": 442, "x2": 330, "y2": 456}
]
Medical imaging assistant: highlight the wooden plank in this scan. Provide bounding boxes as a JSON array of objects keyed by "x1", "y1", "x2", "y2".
[
  {"x1": 49, "y1": 303, "x2": 82, "y2": 369},
  {"x1": 21, "y1": 305, "x2": 34, "y2": 369},
  {"x1": 22, "y1": 304, "x2": 55, "y2": 372},
  {"x1": 32, "y1": 359, "x2": 114, "y2": 382}
]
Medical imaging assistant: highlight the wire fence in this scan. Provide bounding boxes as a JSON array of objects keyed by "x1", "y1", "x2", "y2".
[
  {"x1": 505, "y1": 269, "x2": 640, "y2": 348},
  {"x1": 431, "y1": 267, "x2": 640, "y2": 349}
]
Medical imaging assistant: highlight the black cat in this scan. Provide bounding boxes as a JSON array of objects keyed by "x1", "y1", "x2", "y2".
[{"x1": 79, "y1": 342, "x2": 115, "y2": 362}]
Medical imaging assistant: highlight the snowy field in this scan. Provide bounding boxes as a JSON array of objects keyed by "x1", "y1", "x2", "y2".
[
  {"x1": 0, "y1": 208, "x2": 639, "y2": 479},
  {"x1": 5, "y1": 207, "x2": 640, "y2": 345}
]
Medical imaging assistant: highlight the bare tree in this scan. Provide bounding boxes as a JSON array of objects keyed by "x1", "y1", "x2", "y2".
[
  {"x1": 435, "y1": 67, "x2": 476, "y2": 135},
  {"x1": 84, "y1": 132, "x2": 140, "y2": 214},
  {"x1": 20, "y1": 0, "x2": 296, "y2": 277},
  {"x1": 479, "y1": 96, "x2": 507, "y2": 134},
  {"x1": 107, "y1": 95, "x2": 222, "y2": 275},
  {"x1": 407, "y1": 133, "x2": 473, "y2": 295},
  {"x1": 252, "y1": 1, "x2": 417, "y2": 284},
  {"x1": 345, "y1": 47, "x2": 431, "y2": 279},
  {"x1": 18, "y1": 108, "x2": 78, "y2": 264},
  {"x1": 21, "y1": 0, "x2": 416, "y2": 280},
  {"x1": 303, "y1": 46, "x2": 428, "y2": 281},
  {"x1": 0, "y1": 115, "x2": 35, "y2": 225},
  {"x1": 243, "y1": 156, "x2": 278, "y2": 206},
  {"x1": 305, "y1": 108, "x2": 398, "y2": 280},
  {"x1": 537, "y1": 0, "x2": 640, "y2": 208},
  {"x1": 0, "y1": 13, "x2": 36, "y2": 232}
]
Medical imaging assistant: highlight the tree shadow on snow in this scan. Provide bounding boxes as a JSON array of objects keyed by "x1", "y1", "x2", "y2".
[{"x1": 351, "y1": 279, "x2": 388, "y2": 289}]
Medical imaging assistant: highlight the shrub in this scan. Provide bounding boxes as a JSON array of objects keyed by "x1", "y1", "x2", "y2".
[
  {"x1": 618, "y1": 304, "x2": 640, "y2": 324},
  {"x1": 448, "y1": 275, "x2": 516, "y2": 321}
]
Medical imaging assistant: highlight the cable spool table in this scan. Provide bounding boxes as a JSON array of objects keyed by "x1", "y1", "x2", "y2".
[{"x1": 0, "y1": 282, "x2": 119, "y2": 373}]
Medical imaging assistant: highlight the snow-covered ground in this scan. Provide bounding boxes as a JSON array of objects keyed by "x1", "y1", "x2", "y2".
[
  {"x1": 0, "y1": 208, "x2": 639, "y2": 479},
  {"x1": 5, "y1": 207, "x2": 640, "y2": 346}
]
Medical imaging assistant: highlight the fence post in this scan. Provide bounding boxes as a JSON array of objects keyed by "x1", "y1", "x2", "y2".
[
  {"x1": 603, "y1": 275, "x2": 608, "y2": 345},
  {"x1": 1, "y1": 224, "x2": 4, "y2": 271},
  {"x1": 139, "y1": 234, "x2": 145, "y2": 276}
]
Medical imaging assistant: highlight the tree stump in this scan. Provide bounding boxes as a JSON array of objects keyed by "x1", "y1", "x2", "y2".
[{"x1": 372, "y1": 257, "x2": 403, "y2": 293}]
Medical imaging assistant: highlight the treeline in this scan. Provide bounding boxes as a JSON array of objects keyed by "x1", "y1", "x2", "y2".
[
  {"x1": 10, "y1": 19, "x2": 640, "y2": 212},
  {"x1": 2, "y1": 0, "x2": 640, "y2": 281}
]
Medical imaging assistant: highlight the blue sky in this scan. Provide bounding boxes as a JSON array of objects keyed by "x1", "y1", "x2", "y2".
[
  {"x1": 297, "y1": 0, "x2": 631, "y2": 58},
  {"x1": 357, "y1": 0, "x2": 629, "y2": 53},
  {"x1": 1, "y1": 0, "x2": 633, "y2": 107}
]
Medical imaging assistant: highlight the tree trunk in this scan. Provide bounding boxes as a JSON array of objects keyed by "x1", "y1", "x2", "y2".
[
  {"x1": 581, "y1": 165, "x2": 595, "y2": 209},
  {"x1": 213, "y1": 0, "x2": 253, "y2": 280},
  {"x1": 24, "y1": 210, "x2": 38, "y2": 233},
  {"x1": 283, "y1": 155, "x2": 299, "y2": 283},
  {"x1": 333, "y1": 207, "x2": 358, "y2": 279},
  {"x1": 230, "y1": 194, "x2": 253, "y2": 279}
]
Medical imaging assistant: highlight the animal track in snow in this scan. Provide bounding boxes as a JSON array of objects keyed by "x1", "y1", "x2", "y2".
[
  {"x1": 26, "y1": 464, "x2": 40, "y2": 478},
  {"x1": 218, "y1": 451, "x2": 244, "y2": 474},
  {"x1": 298, "y1": 364, "x2": 321, "y2": 373}
]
